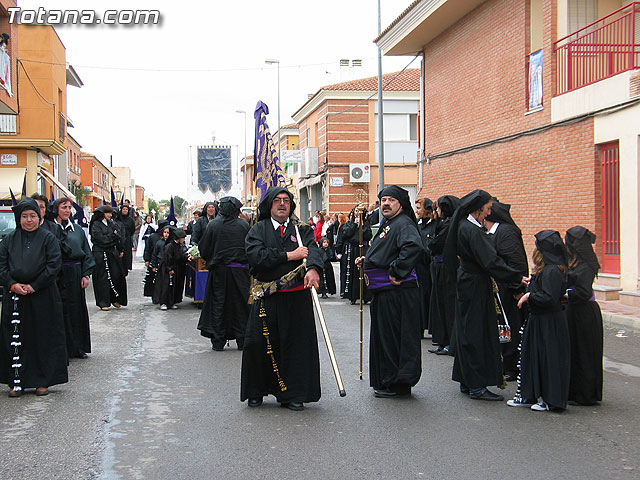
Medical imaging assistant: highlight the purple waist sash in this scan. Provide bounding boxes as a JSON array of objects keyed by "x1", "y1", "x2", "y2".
[
  {"x1": 63, "y1": 261, "x2": 81, "y2": 266},
  {"x1": 432, "y1": 255, "x2": 443, "y2": 263},
  {"x1": 364, "y1": 268, "x2": 417, "y2": 291},
  {"x1": 567, "y1": 286, "x2": 596, "y2": 303},
  {"x1": 226, "y1": 263, "x2": 249, "y2": 269}
]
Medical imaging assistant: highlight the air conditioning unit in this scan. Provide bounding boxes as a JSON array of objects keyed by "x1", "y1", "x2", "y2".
[{"x1": 349, "y1": 163, "x2": 370, "y2": 183}]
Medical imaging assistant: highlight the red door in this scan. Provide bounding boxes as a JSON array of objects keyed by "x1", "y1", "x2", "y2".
[{"x1": 600, "y1": 142, "x2": 620, "y2": 274}]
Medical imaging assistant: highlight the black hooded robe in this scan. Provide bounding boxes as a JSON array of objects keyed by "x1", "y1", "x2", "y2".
[
  {"x1": 154, "y1": 240, "x2": 189, "y2": 308},
  {"x1": 520, "y1": 265, "x2": 571, "y2": 409},
  {"x1": 365, "y1": 212, "x2": 424, "y2": 392},
  {"x1": 143, "y1": 224, "x2": 165, "y2": 298},
  {"x1": 58, "y1": 221, "x2": 95, "y2": 357},
  {"x1": 0, "y1": 201, "x2": 68, "y2": 389},
  {"x1": 117, "y1": 207, "x2": 135, "y2": 272},
  {"x1": 428, "y1": 218, "x2": 457, "y2": 347},
  {"x1": 190, "y1": 202, "x2": 217, "y2": 245},
  {"x1": 416, "y1": 216, "x2": 437, "y2": 334},
  {"x1": 566, "y1": 262, "x2": 603, "y2": 405},
  {"x1": 451, "y1": 218, "x2": 522, "y2": 389},
  {"x1": 90, "y1": 218, "x2": 128, "y2": 308},
  {"x1": 240, "y1": 188, "x2": 322, "y2": 404},
  {"x1": 318, "y1": 242, "x2": 337, "y2": 295},
  {"x1": 197, "y1": 198, "x2": 251, "y2": 349}
]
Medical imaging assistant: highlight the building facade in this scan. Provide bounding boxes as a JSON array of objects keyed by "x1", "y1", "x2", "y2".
[
  {"x1": 80, "y1": 152, "x2": 114, "y2": 210},
  {"x1": 377, "y1": 0, "x2": 640, "y2": 301},
  {"x1": 292, "y1": 69, "x2": 420, "y2": 220}
]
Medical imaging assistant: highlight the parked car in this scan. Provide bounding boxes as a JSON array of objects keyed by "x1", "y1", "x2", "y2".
[{"x1": 0, "y1": 205, "x2": 15, "y2": 242}]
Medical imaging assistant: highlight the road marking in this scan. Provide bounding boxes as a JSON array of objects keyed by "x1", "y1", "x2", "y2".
[{"x1": 604, "y1": 357, "x2": 640, "y2": 378}]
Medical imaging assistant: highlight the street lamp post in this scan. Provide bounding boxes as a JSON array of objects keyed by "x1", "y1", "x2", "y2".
[
  {"x1": 236, "y1": 109, "x2": 247, "y2": 204},
  {"x1": 264, "y1": 59, "x2": 281, "y2": 163}
]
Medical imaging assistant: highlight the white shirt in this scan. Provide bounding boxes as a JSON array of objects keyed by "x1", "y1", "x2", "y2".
[
  {"x1": 271, "y1": 217, "x2": 289, "y2": 231},
  {"x1": 54, "y1": 218, "x2": 75, "y2": 231},
  {"x1": 466, "y1": 213, "x2": 483, "y2": 228},
  {"x1": 486, "y1": 222, "x2": 500, "y2": 235}
]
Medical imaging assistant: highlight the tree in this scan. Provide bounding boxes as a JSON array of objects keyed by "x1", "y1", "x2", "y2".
[
  {"x1": 173, "y1": 196, "x2": 188, "y2": 218},
  {"x1": 69, "y1": 180, "x2": 89, "y2": 206},
  {"x1": 148, "y1": 198, "x2": 159, "y2": 221}
]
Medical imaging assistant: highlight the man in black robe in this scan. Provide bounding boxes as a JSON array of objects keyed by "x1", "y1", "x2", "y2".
[
  {"x1": 116, "y1": 205, "x2": 135, "y2": 272},
  {"x1": 143, "y1": 220, "x2": 168, "y2": 298},
  {"x1": 357, "y1": 186, "x2": 423, "y2": 398},
  {"x1": 197, "y1": 196, "x2": 250, "y2": 350},
  {"x1": 190, "y1": 202, "x2": 217, "y2": 245},
  {"x1": 0, "y1": 198, "x2": 68, "y2": 396},
  {"x1": 241, "y1": 187, "x2": 322, "y2": 411},
  {"x1": 483, "y1": 199, "x2": 529, "y2": 381},
  {"x1": 443, "y1": 190, "x2": 527, "y2": 401}
]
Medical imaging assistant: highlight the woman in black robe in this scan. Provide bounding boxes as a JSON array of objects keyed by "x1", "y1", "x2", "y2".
[
  {"x1": 427, "y1": 195, "x2": 459, "y2": 354},
  {"x1": 444, "y1": 190, "x2": 526, "y2": 401},
  {"x1": 53, "y1": 198, "x2": 96, "y2": 359},
  {"x1": 0, "y1": 198, "x2": 67, "y2": 396},
  {"x1": 90, "y1": 206, "x2": 128, "y2": 310},
  {"x1": 415, "y1": 198, "x2": 437, "y2": 336},
  {"x1": 484, "y1": 199, "x2": 529, "y2": 380},
  {"x1": 143, "y1": 220, "x2": 167, "y2": 298},
  {"x1": 565, "y1": 226, "x2": 603, "y2": 406},
  {"x1": 154, "y1": 229, "x2": 189, "y2": 310},
  {"x1": 151, "y1": 226, "x2": 171, "y2": 305},
  {"x1": 318, "y1": 236, "x2": 337, "y2": 297},
  {"x1": 114, "y1": 205, "x2": 134, "y2": 274},
  {"x1": 516, "y1": 230, "x2": 570, "y2": 411},
  {"x1": 342, "y1": 209, "x2": 372, "y2": 305}
]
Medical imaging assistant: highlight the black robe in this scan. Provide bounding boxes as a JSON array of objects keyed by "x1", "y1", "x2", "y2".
[
  {"x1": 58, "y1": 221, "x2": 95, "y2": 357},
  {"x1": 143, "y1": 230, "x2": 162, "y2": 297},
  {"x1": 488, "y1": 223, "x2": 529, "y2": 374},
  {"x1": 153, "y1": 241, "x2": 188, "y2": 308},
  {"x1": 90, "y1": 220, "x2": 128, "y2": 308},
  {"x1": 0, "y1": 227, "x2": 68, "y2": 389},
  {"x1": 341, "y1": 220, "x2": 372, "y2": 304},
  {"x1": 520, "y1": 265, "x2": 570, "y2": 409},
  {"x1": 190, "y1": 214, "x2": 215, "y2": 245},
  {"x1": 197, "y1": 215, "x2": 251, "y2": 349},
  {"x1": 428, "y1": 218, "x2": 456, "y2": 346},
  {"x1": 113, "y1": 214, "x2": 133, "y2": 274},
  {"x1": 318, "y1": 246, "x2": 337, "y2": 295},
  {"x1": 567, "y1": 263, "x2": 603, "y2": 405},
  {"x1": 364, "y1": 214, "x2": 424, "y2": 391},
  {"x1": 416, "y1": 218, "x2": 437, "y2": 333},
  {"x1": 240, "y1": 220, "x2": 323, "y2": 404},
  {"x1": 451, "y1": 218, "x2": 522, "y2": 389},
  {"x1": 335, "y1": 223, "x2": 348, "y2": 296}
]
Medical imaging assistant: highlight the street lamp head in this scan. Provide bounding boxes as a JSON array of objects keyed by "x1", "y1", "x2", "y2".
[
  {"x1": 236, "y1": 110, "x2": 246, "y2": 114},
  {"x1": 265, "y1": 59, "x2": 279, "y2": 65}
]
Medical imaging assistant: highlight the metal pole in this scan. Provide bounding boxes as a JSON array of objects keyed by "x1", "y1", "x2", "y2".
[
  {"x1": 377, "y1": 0, "x2": 385, "y2": 193},
  {"x1": 236, "y1": 110, "x2": 247, "y2": 204},
  {"x1": 277, "y1": 61, "x2": 281, "y2": 163}
]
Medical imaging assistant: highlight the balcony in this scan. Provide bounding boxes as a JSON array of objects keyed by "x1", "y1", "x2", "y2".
[{"x1": 554, "y1": 2, "x2": 640, "y2": 95}]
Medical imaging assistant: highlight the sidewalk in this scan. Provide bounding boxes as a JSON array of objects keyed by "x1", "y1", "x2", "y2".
[{"x1": 599, "y1": 299, "x2": 640, "y2": 331}]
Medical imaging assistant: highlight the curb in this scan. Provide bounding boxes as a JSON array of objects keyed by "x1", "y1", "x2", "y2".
[{"x1": 602, "y1": 311, "x2": 640, "y2": 332}]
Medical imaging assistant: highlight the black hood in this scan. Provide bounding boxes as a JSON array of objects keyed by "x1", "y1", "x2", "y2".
[
  {"x1": 201, "y1": 201, "x2": 219, "y2": 218},
  {"x1": 565, "y1": 226, "x2": 600, "y2": 272},
  {"x1": 12, "y1": 198, "x2": 41, "y2": 227},
  {"x1": 258, "y1": 187, "x2": 295, "y2": 222},
  {"x1": 219, "y1": 196, "x2": 242, "y2": 219},
  {"x1": 535, "y1": 230, "x2": 568, "y2": 267},
  {"x1": 485, "y1": 198, "x2": 518, "y2": 229},
  {"x1": 378, "y1": 185, "x2": 416, "y2": 223},
  {"x1": 436, "y1": 195, "x2": 460, "y2": 219}
]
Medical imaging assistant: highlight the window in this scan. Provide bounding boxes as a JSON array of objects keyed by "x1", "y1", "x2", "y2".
[
  {"x1": 409, "y1": 114, "x2": 417, "y2": 141},
  {"x1": 568, "y1": 0, "x2": 597, "y2": 33}
]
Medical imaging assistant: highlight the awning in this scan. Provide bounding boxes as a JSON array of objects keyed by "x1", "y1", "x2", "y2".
[
  {"x1": 38, "y1": 168, "x2": 76, "y2": 201},
  {"x1": 298, "y1": 173, "x2": 326, "y2": 189},
  {"x1": 0, "y1": 167, "x2": 26, "y2": 201}
]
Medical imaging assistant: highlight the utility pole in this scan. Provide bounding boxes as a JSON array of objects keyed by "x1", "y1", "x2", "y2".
[{"x1": 377, "y1": 0, "x2": 385, "y2": 193}]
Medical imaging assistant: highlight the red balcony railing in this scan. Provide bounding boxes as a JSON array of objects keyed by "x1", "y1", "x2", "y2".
[{"x1": 554, "y1": 2, "x2": 640, "y2": 95}]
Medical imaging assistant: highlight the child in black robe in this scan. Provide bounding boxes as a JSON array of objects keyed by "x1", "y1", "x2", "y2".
[
  {"x1": 513, "y1": 230, "x2": 570, "y2": 412},
  {"x1": 155, "y1": 229, "x2": 190, "y2": 310},
  {"x1": 318, "y1": 237, "x2": 336, "y2": 298}
]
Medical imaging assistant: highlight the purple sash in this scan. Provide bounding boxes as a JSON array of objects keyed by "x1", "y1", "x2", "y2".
[
  {"x1": 226, "y1": 263, "x2": 249, "y2": 269},
  {"x1": 432, "y1": 255, "x2": 443, "y2": 263},
  {"x1": 63, "y1": 261, "x2": 81, "y2": 266},
  {"x1": 364, "y1": 268, "x2": 417, "y2": 291}
]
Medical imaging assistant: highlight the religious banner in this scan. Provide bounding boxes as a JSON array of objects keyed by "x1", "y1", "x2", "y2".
[
  {"x1": 528, "y1": 49, "x2": 543, "y2": 111},
  {"x1": 253, "y1": 101, "x2": 286, "y2": 201},
  {"x1": 197, "y1": 146, "x2": 232, "y2": 194}
]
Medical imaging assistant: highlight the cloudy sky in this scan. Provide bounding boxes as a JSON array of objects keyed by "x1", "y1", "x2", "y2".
[{"x1": 18, "y1": 0, "x2": 417, "y2": 201}]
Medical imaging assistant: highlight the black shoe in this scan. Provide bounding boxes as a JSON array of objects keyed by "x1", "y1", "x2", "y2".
[
  {"x1": 212, "y1": 345, "x2": 224, "y2": 351},
  {"x1": 459, "y1": 384, "x2": 469, "y2": 394},
  {"x1": 321, "y1": 293, "x2": 328, "y2": 298},
  {"x1": 469, "y1": 389, "x2": 504, "y2": 401},
  {"x1": 374, "y1": 388, "x2": 410, "y2": 398},
  {"x1": 280, "y1": 402, "x2": 304, "y2": 411},
  {"x1": 237, "y1": 343, "x2": 243, "y2": 351},
  {"x1": 434, "y1": 345, "x2": 450, "y2": 355},
  {"x1": 428, "y1": 346, "x2": 444, "y2": 354},
  {"x1": 504, "y1": 371, "x2": 518, "y2": 382},
  {"x1": 248, "y1": 398, "x2": 263, "y2": 407},
  {"x1": 76, "y1": 351, "x2": 88, "y2": 359}
]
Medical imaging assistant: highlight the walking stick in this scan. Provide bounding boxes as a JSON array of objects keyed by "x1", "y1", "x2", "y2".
[
  {"x1": 356, "y1": 203, "x2": 365, "y2": 380},
  {"x1": 294, "y1": 224, "x2": 346, "y2": 397}
]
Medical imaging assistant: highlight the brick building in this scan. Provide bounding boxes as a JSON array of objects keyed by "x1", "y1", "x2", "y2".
[
  {"x1": 377, "y1": 0, "x2": 640, "y2": 300},
  {"x1": 80, "y1": 152, "x2": 114, "y2": 210},
  {"x1": 292, "y1": 69, "x2": 420, "y2": 219}
]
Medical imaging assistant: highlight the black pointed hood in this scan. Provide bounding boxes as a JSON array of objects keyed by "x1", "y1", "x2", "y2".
[{"x1": 258, "y1": 187, "x2": 295, "y2": 222}]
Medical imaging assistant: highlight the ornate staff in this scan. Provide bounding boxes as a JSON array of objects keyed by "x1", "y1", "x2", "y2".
[
  {"x1": 293, "y1": 224, "x2": 346, "y2": 397},
  {"x1": 354, "y1": 188, "x2": 368, "y2": 380}
]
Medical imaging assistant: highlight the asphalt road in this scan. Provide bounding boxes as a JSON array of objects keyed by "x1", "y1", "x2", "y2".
[{"x1": 0, "y1": 260, "x2": 638, "y2": 480}]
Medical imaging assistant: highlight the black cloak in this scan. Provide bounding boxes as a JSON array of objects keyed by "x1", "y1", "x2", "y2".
[{"x1": 0, "y1": 199, "x2": 68, "y2": 389}]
